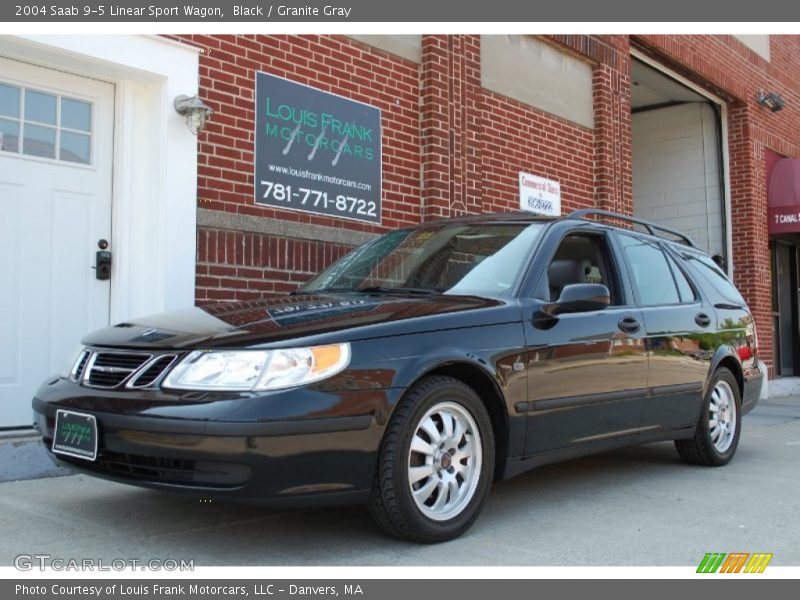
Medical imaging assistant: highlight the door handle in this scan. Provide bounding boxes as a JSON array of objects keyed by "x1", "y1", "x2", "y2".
[
  {"x1": 94, "y1": 239, "x2": 112, "y2": 281},
  {"x1": 695, "y1": 312, "x2": 712, "y2": 328},
  {"x1": 618, "y1": 316, "x2": 641, "y2": 334}
]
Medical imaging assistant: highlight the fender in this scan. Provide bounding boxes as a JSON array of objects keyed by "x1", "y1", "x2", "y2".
[
  {"x1": 704, "y1": 344, "x2": 742, "y2": 395},
  {"x1": 688, "y1": 345, "x2": 744, "y2": 425},
  {"x1": 386, "y1": 340, "x2": 527, "y2": 453}
]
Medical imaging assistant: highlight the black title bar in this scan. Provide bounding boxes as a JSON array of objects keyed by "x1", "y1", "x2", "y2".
[{"x1": 3, "y1": 0, "x2": 800, "y2": 22}]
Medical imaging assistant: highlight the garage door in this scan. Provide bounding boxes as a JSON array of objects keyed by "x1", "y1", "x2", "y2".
[{"x1": 0, "y1": 57, "x2": 114, "y2": 428}]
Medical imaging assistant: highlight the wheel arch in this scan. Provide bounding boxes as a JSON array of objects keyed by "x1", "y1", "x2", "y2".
[
  {"x1": 707, "y1": 347, "x2": 745, "y2": 401},
  {"x1": 407, "y1": 360, "x2": 510, "y2": 482}
]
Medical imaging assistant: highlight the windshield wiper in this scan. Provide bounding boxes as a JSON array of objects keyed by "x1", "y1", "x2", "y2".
[
  {"x1": 356, "y1": 286, "x2": 440, "y2": 295},
  {"x1": 292, "y1": 286, "x2": 440, "y2": 296},
  {"x1": 290, "y1": 287, "x2": 356, "y2": 295}
]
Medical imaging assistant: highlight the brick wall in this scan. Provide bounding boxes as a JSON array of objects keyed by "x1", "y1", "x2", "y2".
[
  {"x1": 174, "y1": 34, "x2": 422, "y2": 303},
  {"x1": 173, "y1": 33, "x2": 800, "y2": 375}
]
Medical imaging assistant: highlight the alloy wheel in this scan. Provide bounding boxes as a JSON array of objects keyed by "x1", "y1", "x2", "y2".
[
  {"x1": 709, "y1": 379, "x2": 737, "y2": 453},
  {"x1": 407, "y1": 401, "x2": 483, "y2": 522}
]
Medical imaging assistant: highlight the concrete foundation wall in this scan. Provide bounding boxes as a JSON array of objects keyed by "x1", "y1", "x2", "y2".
[{"x1": 481, "y1": 35, "x2": 594, "y2": 128}]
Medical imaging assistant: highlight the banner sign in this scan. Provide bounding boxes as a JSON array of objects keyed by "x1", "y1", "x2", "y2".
[
  {"x1": 519, "y1": 172, "x2": 561, "y2": 216},
  {"x1": 255, "y1": 72, "x2": 382, "y2": 224}
]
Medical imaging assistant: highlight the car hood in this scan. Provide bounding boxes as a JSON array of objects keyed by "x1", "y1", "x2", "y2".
[{"x1": 82, "y1": 292, "x2": 514, "y2": 349}]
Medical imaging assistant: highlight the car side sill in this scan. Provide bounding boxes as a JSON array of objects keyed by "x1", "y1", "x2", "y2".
[
  {"x1": 501, "y1": 427, "x2": 694, "y2": 480},
  {"x1": 514, "y1": 383, "x2": 701, "y2": 413}
]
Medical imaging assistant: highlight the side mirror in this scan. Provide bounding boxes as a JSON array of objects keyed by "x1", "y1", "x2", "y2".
[{"x1": 546, "y1": 283, "x2": 610, "y2": 316}]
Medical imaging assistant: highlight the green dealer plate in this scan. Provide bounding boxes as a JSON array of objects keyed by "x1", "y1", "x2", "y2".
[{"x1": 52, "y1": 410, "x2": 98, "y2": 461}]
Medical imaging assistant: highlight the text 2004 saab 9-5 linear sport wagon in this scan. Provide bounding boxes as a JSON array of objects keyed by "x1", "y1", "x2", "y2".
[{"x1": 33, "y1": 209, "x2": 762, "y2": 542}]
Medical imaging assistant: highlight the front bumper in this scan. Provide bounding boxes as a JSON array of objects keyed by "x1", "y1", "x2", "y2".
[{"x1": 33, "y1": 379, "x2": 403, "y2": 505}]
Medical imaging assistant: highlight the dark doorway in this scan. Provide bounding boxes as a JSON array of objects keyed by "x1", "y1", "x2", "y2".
[{"x1": 772, "y1": 239, "x2": 800, "y2": 376}]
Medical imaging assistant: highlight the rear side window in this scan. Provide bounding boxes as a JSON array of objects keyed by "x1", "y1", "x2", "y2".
[
  {"x1": 681, "y1": 252, "x2": 746, "y2": 307},
  {"x1": 666, "y1": 253, "x2": 696, "y2": 303},
  {"x1": 618, "y1": 233, "x2": 681, "y2": 306}
]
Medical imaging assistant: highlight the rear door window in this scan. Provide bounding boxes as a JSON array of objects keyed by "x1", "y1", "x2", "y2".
[{"x1": 617, "y1": 233, "x2": 681, "y2": 306}]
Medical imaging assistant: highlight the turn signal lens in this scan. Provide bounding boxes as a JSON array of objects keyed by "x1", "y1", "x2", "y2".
[{"x1": 311, "y1": 344, "x2": 347, "y2": 373}]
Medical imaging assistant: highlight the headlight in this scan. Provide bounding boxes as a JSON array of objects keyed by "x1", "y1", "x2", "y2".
[{"x1": 162, "y1": 343, "x2": 351, "y2": 391}]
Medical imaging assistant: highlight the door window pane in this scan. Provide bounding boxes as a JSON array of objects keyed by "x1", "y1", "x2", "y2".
[
  {"x1": 61, "y1": 97, "x2": 91, "y2": 132},
  {"x1": 546, "y1": 234, "x2": 619, "y2": 304},
  {"x1": 0, "y1": 83, "x2": 20, "y2": 118},
  {"x1": 619, "y1": 234, "x2": 681, "y2": 306},
  {"x1": 23, "y1": 123, "x2": 56, "y2": 158},
  {"x1": 60, "y1": 131, "x2": 90, "y2": 164},
  {"x1": 24, "y1": 90, "x2": 57, "y2": 125},
  {"x1": 0, "y1": 118, "x2": 19, "y2": 152}
]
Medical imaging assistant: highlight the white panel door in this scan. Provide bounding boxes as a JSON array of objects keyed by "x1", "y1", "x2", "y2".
[{"x1": 0, "y1": 57, "x2": 114, "y2": 428}]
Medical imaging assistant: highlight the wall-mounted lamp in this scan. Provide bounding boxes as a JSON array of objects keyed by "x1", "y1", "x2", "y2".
[
  {"x1": 173, "y1": 94, "x2": 214, "y2": 134},
  {"x1": 757, "y1": 90, "x2": 785, "y2": 113}
]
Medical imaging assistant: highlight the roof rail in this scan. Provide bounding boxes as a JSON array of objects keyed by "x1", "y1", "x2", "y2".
[{"x1": 566, "y1": 208, "x2": 697, "y2": 248}]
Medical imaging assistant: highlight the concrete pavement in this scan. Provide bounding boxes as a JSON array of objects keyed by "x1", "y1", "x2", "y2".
[{"x1": 1, "y1": 398, "x2": 798, "y2": 566}]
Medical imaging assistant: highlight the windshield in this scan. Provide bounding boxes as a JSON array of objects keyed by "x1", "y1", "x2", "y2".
[{"x1": 300, "y1": 223, "x2": 545, "y2": 297}]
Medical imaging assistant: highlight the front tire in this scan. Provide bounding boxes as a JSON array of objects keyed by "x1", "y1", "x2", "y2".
[
  {"x1": 675, "y1": 367, "x2": 741, "y2": 466},
  {"x1": 368, "y1": 375, "x2": 495, "y2": 543}
]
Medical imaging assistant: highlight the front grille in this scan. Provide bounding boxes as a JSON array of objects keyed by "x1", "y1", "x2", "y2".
[
  {"x1": 85, "y1": 352, "x2": 152, "y2": 388},
  {"x1": 127, "y1": 354, "x2": 178, "y2": 388},
  {"x1": 51, "y1": 446, "x2": 250, "y2": 488},
  {"x1": 70, "y1": 350, "x2": 91, "y2": 382},
  {"x1": 97, "y1": 451, "x2": 198, "y2": 482}
]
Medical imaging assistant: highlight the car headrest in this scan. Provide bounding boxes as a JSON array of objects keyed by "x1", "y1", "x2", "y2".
[{"x1": 548, "y1": 259, "x2": 592, "y2": 298}]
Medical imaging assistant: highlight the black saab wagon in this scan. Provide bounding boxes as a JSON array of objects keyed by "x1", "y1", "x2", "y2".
[{"x1": 33, "y1": 209, "x2": 763, "y2": 542}]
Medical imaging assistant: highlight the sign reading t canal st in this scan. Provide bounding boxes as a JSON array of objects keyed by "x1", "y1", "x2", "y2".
[
  {"x1": 254, "y1": 72, "x2": 382, "y2": 224},
  {"x1": 768, "y1": 158, "x2": 800, "y2": 235}
]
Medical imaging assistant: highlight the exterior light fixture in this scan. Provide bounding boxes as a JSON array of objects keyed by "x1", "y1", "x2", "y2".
[
  {"x1": 173, "y1": 94, "x2": 214, "y2": 134},
  {"x1": 757, "y1": 90, "x2": 785, "y2": 113}
]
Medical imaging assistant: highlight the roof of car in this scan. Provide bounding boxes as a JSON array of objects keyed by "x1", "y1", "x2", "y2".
[
  {"x1": 428, "y1": 211, "x2": 558, "y2": 225},
  {"x1": 426, "y1": 209, "x2": 701, "y2": 251}
]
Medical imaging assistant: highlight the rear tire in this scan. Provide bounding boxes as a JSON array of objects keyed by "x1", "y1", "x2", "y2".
[
  {"x1": 368, "y1": 375, "x2": 495, "y2": 543},
  {"x1": 675, "y1": 368, "x2": 741, "y2": 466}
]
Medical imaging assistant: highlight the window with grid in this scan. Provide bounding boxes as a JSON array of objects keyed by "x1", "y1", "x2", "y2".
[{"x1": 0, "y1": 81, "x2": 93, "y2": 165}]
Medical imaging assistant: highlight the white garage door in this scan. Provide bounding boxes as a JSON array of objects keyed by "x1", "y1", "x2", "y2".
[
  {"x1": 632, "y1": 102, "x2": 724, "y2": 258},
  {"x1": 0, "y1": 57, "x2": 114, "y2": 428}
]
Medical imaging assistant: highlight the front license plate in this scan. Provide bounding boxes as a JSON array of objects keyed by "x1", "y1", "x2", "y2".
[{"x1": 52, "y1": 410, "x2": 98, "y2": 461}]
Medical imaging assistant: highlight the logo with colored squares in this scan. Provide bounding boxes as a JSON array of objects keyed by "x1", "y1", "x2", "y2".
[{"x1": 697, "y1": 553, "x2": 773, "y2": 573}]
